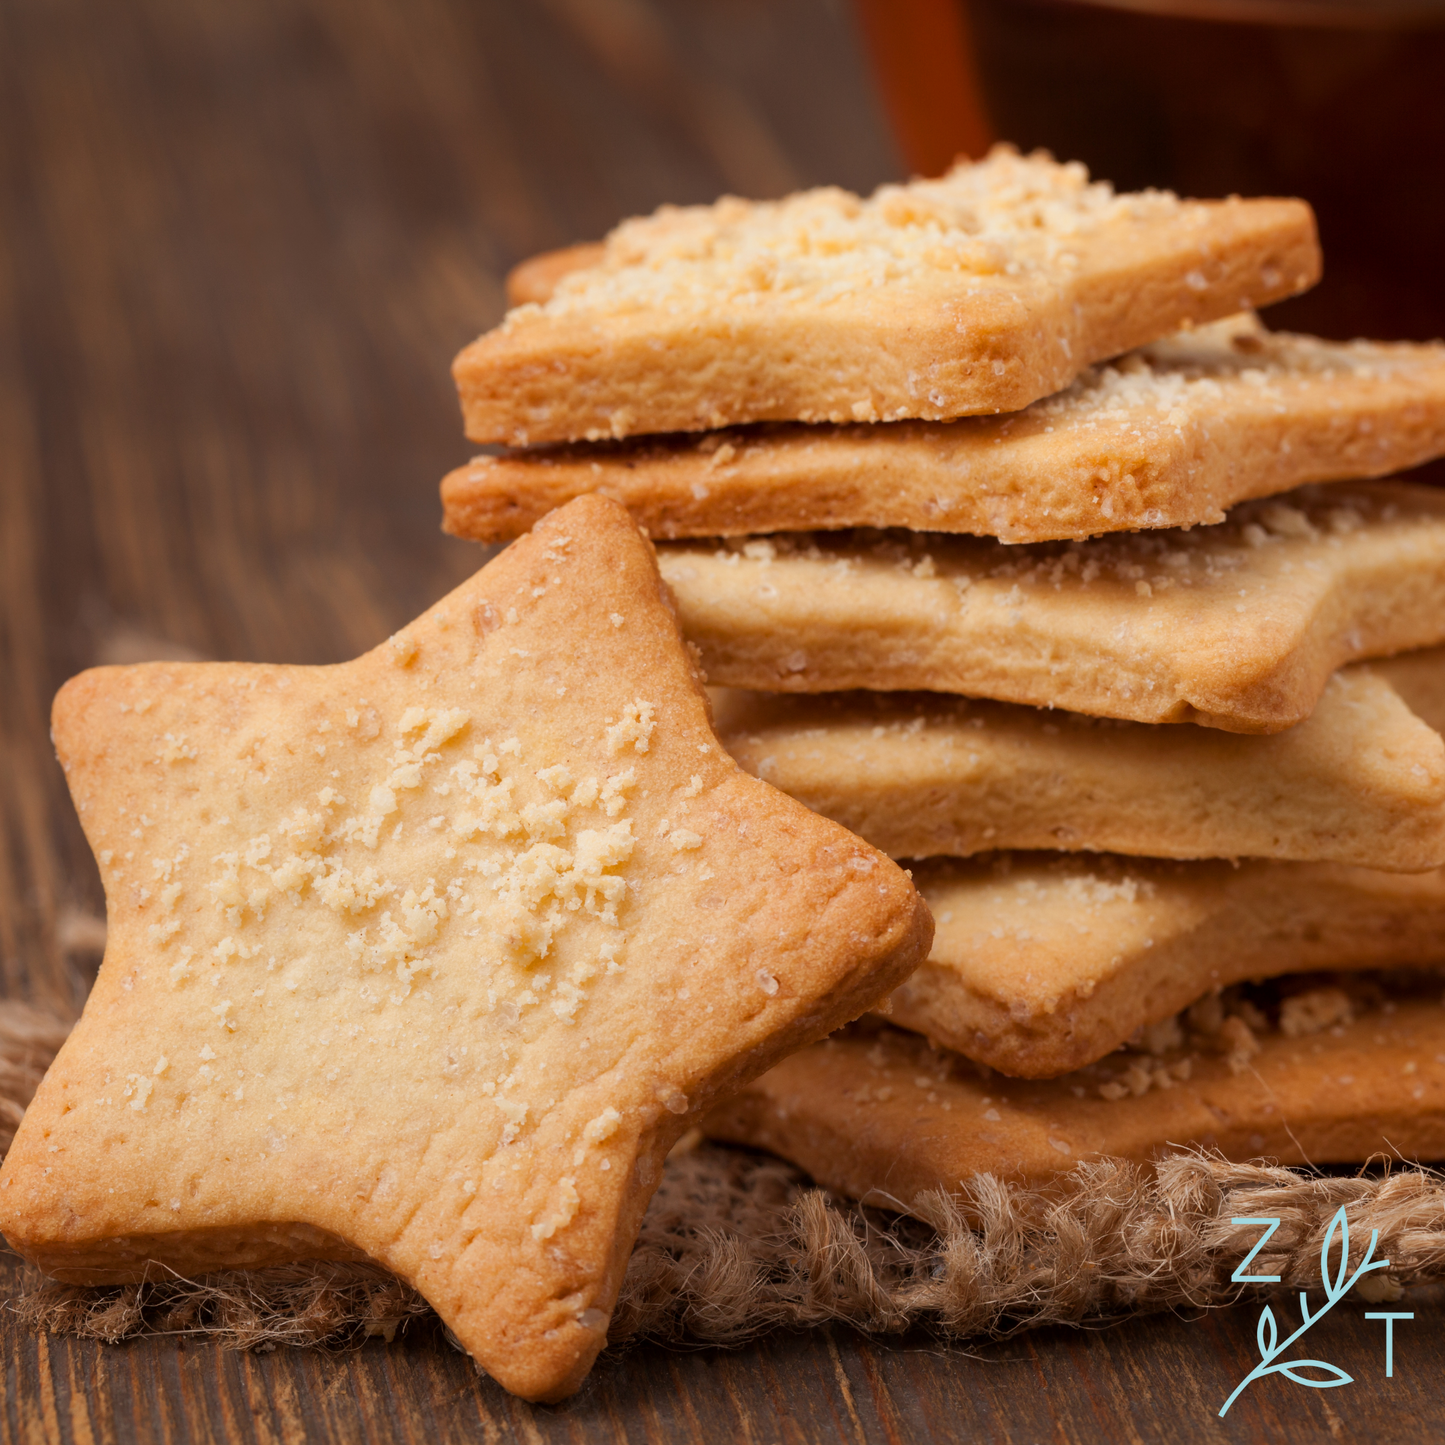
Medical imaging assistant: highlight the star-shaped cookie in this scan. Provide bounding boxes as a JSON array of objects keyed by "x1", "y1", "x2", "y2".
[{"x1": 0, "y1": 495, "x2": 931, "y2": 1400}]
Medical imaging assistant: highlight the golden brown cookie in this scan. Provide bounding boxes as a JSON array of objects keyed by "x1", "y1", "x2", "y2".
[
  {"x1": 453, "y1": 148, "x2": 1318, "y2": 445},
  {"x1": 507, "y1": 243, "x2": 606, "y2": 307},
  {"x1": 703, "y1": 996, "x2": 1445, "y2": 1207},
  {"x1": 0, "y1": 495, "x2": 931, "y2": 1402},
  {"x1": 711, "y1": 659, "x2": 1445, "y2": 870},
  {"x1": 891, "y1": 853, "x2": 1445, "y2": 1079},
  {"x1": 1376, "y1": 647, "x2": 1445, "y2": 735},
  {"x1": 658, "y1": 480, "x2": 1445, "y2": 733},
  {"x1": 443, "y1": 316, "x2": 1445, "y2": 544}
]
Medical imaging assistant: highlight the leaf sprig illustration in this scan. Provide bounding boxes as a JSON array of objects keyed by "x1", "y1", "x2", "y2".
[{"x1": 1219, "y1": 1205, "x2": 1389, "y2": 1417}]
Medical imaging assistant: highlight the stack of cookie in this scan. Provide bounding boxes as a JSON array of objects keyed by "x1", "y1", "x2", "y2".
[{"x1": 445, "y1": 148, "x2": 1445, "y2": 1207}]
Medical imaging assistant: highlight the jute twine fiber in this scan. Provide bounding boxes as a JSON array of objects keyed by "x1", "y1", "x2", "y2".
[{"x1": 4, "y1": 1000, "x2": 1444, "y2": 1353}]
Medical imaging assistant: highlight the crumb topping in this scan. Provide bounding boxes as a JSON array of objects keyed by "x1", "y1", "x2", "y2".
[
  {"x1": 1020, "y1": 313, "x2": 1442, "y2": 432},
  {"x1": 1089, "y1": 976, "x2": 1411, "y2": 1098},
  {"x1": 91, "y1": 677, "x2": 710, "y2": 1204},
  {"x1": 663, "y1": 480, "x2": 1436, "y2": 611},
  {"x1": 507, "y1": 147, "x2": 1180, "y2": 323}
]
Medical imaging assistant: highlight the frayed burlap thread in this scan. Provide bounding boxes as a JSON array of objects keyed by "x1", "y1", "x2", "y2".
[{"x1": 5, "y1": 1001, "x2": 1445, "y2": 1353}]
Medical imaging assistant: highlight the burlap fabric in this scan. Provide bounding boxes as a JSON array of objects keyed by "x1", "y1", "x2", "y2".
[{"x1": 6, "y1": 1000, "x2": 1445, "y2": 1355}]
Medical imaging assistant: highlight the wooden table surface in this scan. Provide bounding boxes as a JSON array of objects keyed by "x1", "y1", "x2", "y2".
[{"x1": 1, "y1": 0, "x2": 1440, "y2": 1438}]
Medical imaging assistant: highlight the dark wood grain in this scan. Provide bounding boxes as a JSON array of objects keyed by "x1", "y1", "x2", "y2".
[
  {"x1": 6, "y1": 1248, "x2": 1444, "y2": 1444},
  {"x1": 0, "y1": 0, "x2": 1439, "y2": 1439}
]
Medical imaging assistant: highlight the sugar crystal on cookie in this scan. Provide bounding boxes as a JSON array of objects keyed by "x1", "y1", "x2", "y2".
[{"x1": 0, "y1": 495, "x2": 931, "y2": 1404}]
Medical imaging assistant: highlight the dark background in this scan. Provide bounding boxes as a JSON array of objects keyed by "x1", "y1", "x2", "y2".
[
  {"x1": 0, "y1": 0, "x2": 898, "y2": 1017},
  {"x1": 4, "y1": 0, "x2": 1444, "y2": 1439},
  {"x1": 963, "y1": 0, "x2": 1445, "y2": 342}
]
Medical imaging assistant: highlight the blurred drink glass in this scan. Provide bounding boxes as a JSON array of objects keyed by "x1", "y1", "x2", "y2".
[{"x1": 961, "y1": 0, "x2": 1445, "y2": 339}]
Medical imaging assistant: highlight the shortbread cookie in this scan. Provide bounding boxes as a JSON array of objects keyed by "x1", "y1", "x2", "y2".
[
  {"x1": 0, "y1": 496, "x2": 931, "y2": 1403},
  {"x1": 702, "y1": 994, "x2": 1445, "y2": 1205},
  {"x1": 711, "y1": 661, "x2": 1445, "y2": 870},
  {"x1": 890, "y1": 853, "x2": 1445, "y2": 1078},
  {"x1": 443, "y1": 315, "x2": 1445, "y2": 544},
  {"x1": 1375, "y1": 646, "x2": 1445, "y2": 735},
  {"x1": 659, "y1": 480, "x2": 1445, "y2": 733},
  {"x1": 453, "y1": 148, "x2": 1318, "y2": 445},
  {"x1": 507, "y1": 243, "x2": 606, "y2": 308}
]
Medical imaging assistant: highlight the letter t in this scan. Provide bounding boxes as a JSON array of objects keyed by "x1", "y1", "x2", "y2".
[{"x1": 1364, "y1": 1312, "x2": 1414, "y2": 1377}]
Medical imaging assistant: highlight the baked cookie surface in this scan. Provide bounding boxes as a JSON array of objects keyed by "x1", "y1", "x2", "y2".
[
  {"x1": 454, "y1": 149, "x2": 1318, "y2": 445},
  {"x1": 0, "y1": 496, "x2": 931, "y2": 1402},
  {"x1": 895, "y1": 852, "x2": 1445, "y2": 1078},
  {"x1": 658, "y1": 480, "x2": 1445, "y2": 732},
  {"x1": 704, "y1": 990, "x2": 1445, "y2": 1204},
  {"x1": 1377, "y1": 647, "x2": 1445, "y2": 734},
  {"x1": 443, "y1": 316, "x2": 1445, "y2": 544},
  {"x1": 712, "y1": 658, "x2": 1445, "y2": 870}
]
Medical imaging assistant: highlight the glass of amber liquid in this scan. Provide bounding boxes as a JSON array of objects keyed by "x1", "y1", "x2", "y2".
[{"x1": 949, "y1": 0, "x2": 1445, "y2": 342}]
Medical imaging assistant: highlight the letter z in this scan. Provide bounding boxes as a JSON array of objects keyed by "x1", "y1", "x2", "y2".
[{"x1": 1231, "y1": 1217, "x2": 1282, "y2": 1284}]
